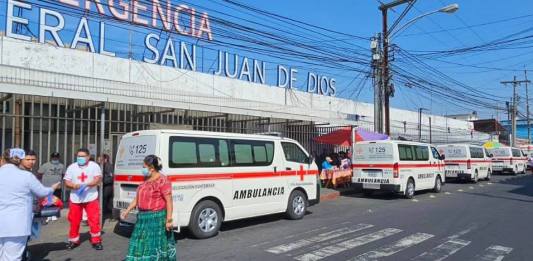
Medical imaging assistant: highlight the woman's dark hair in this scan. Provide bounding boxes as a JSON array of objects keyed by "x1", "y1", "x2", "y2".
[{"x1": 144, "y1": 155, "x2": 163, "y2": 171}]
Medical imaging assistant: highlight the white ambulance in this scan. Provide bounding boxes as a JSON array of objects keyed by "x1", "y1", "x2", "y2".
[
  {"x1": 437, "y1": 144, "x2": 492, "y2": 182},
  {"x1": 351, "y1": 140, "x2": 445, "y2": 199},
  {"x1": 113, "y1": 130, "x2": 319, "y2": 239},
  {"x1": 489, "y1": 147, "x2": 527, "y2": 175}
]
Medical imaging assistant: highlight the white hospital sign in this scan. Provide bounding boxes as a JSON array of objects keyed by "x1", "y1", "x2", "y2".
[{"x1": 5, "y1": 0, "x2": 337, "y2": 96}]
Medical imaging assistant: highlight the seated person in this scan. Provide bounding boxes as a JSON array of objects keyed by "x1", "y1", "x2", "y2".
[{"x1": 322, "y1": 156, "x2": 335, "y2": 171}]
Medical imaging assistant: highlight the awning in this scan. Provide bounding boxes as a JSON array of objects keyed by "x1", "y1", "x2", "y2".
[{"x1": 313, "y1": 127, "x2": 389, "y2": 146}]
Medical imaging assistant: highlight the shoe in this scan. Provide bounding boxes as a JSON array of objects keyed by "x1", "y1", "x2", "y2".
[
  {"x1": 92, "y1": 243, "x2": 103, "y2": 251},
  {"x1": 51, "y1": 216, "x2": 58, "y2": 221},
  {"x1": 66, "y1": 242, "x2": 80, "y2": 250}
]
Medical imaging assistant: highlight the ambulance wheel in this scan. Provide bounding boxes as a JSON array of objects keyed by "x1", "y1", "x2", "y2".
[
  {"x1": 513, "y1": 166, "x2": 518, "y2": 176},
  {"x1": 286, "y1": 190, "x2": 307, "y2": 220},
  {"x1": 485, "y1": 170, "x2": 492, "y2": 181},
  {"x1": 433, "y1": 176, "x2": 442, "y2": 193},
  {"x1": 190, "y1": 200, "x2": 222, "y2": 239},
  {"x1": 404, "y1": 178, "x2": 415, "y2": 199}
]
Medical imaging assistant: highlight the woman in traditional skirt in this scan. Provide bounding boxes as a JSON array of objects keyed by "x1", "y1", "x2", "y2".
[{"x1": 121, "y1": 155, "x2": 176, "y2": 260}]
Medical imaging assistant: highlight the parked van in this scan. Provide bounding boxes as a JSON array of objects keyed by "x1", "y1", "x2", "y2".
[
  {"x1": 113, "y1": 130, "x2": 319, "y2": 239},
  {"x1": 489, "y1": 147, "x2": 527, "y2": 175},
  {"x1": 437, "y1": 144, "x2": 492, "y2": 182},
  {"x1": 352, "y1": 140, "x2": 445, "y2": 199}
]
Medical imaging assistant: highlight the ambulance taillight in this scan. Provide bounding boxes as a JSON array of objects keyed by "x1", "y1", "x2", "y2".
[{"x1": 393, "y1": 163, "x2": 399, "y2": 178}]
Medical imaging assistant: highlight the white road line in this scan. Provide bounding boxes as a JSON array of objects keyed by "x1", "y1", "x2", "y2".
[
  {"x1": 266, "y1": 224, "x2": 373, "y2": 254},
  {"x1": 447, "y1": 225, "x2": 478, "y2": 239},
  {"x1": 348, "y1": 232, "x2": 434, "y2": 261},
  {"x1": 445, "y1": 192, "x2": 452, "y2": 195},
  {"x1": 458, "y1": 189, "x2": 464, "y2": 192},
  {"x1": 294, "y1": 228, "x2": 402, "y2": 261},
  {"x1": 411, "y1": 239, "x2": 471, "y2": 261},
  {"x1": 474, "y1": 245, "x2": 513, "y2": 261}
]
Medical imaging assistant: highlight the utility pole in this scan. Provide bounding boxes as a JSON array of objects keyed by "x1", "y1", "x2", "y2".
[
  {"x1": 418, "y1": 107, "x2": 428, "y2": 142},
  {"x1": 429, "y1": 116, "x2": 432, "y2": 144},
  {"x1": 371, "y1": 34, "x2": 383, "y2": 133},
  {"x1": 525, "y1": 69, "x2": 530, "y2": 144},
  {"x1": 379, "y1": 0, "x2": 413, "y2": 136},
  {"x1": 501, "y1": 76, "x2": 530, "y2": 147}
]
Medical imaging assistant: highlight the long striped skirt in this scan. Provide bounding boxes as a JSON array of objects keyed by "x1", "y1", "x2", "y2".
[{"x1": 126, "y1": 210, "x2": 176, "y2": 260}]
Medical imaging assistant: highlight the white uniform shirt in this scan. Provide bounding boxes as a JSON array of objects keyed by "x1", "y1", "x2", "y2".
[
  {"x1": 0, "y1": 164, "x2": 53, "y2": 237},
  {"x1": 64, "y1": 161, "x2": 102, "y2": 203}
]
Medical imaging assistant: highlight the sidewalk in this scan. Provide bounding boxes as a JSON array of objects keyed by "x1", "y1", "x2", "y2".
[{"x1": 320, "y1": 185, "x2": 358, "y2": 202}]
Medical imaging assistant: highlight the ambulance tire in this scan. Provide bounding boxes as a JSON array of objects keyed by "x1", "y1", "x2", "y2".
[
  {"x1": 404, "y1": 178, "x2": 415, "y2": 199},
  {"x1": 286, "y1": 190, "x2": 307, "y2": 220},
  {"x1": 190, "y1": 200, "x2": 223, "y2": 239},
  {"x1": 433, "y1": 176, "x2": 442, "y2": 193},
  {"x1": 512, "y1": 166, "x2": 518, "y2": 176},
  {"x1": 485, "y1": 170, "x2": 491, "y2": 181}
]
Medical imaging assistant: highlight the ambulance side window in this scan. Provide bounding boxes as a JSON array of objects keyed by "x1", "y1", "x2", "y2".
[
  {"x1": 414, "y1": 146, "x2": 429, "y2": 161},
  {"x1": 398, "y1": 144, "x2": 414, "y2": 161},
  {"x1": 431, "y1": 147, "x2": 441, "y2": 160},
  {"x1": 281, "y1": 142, "x2": 308, "y2": 164},
  {"x1": 169, "y1": 136, "x2": 229, "y2": 168},
  {"x1": 231, "y1": 140, "x2": 275, "y2": 166}
]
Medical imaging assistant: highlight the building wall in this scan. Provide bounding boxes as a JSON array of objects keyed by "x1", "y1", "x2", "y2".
[{"x1": 0, "y1": 36, "x2": 486, "y2": 143}]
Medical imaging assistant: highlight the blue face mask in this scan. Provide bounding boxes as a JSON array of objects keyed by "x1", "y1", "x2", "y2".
[
  {"x1": 141, "y1": 167, "x2": 150, "y2": 177},
  {"x1": 77, "y1": 157, "x2": 87, "y2": 166},
  {"x1": 51, "y1": 160, "x2": 59, "y2": 164}
]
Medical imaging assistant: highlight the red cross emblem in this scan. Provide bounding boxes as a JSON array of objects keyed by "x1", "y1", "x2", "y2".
[
  {"x1": 79, "y1": 172, "x2": 88, "y2": 183},
  {"x1": 297, "y1": 165, "x2": 306, "y2": 181}
]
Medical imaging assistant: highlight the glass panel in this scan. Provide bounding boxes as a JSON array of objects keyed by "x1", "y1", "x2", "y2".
[
  {"x1": 282, "y1": 142, "x2": 308, "y2": 164},
  {"x1": 172, "y1": 141, "x2": 197, "y2": 164},
  {"x1": 234, "y1": 144, "x2": 253, "y2": 164},
  {"x1": 253, "y1": 145, "x2": 267, "y2": 163},
  {"x1": 199, "y1": 143, "x2": 216, "y2": 163},
  {"x1": 219, "y1": 140, "x2": 229, "y2": 167}
]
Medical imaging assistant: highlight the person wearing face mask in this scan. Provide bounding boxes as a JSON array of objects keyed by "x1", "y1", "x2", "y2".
[
  {"x1": 121, "y1": 155, "x2": 176, "y2": 260},
  {"x1": 63, "y1": 148, "x2": 103, "y2": 251},
  {"x1": 38, "y1": 152, "x2": 65, "y2": 203}
]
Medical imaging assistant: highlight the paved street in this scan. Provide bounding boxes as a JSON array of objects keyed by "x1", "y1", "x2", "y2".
[{"x1": 30, "y1": 173, "x2": 533, "y2": 261}]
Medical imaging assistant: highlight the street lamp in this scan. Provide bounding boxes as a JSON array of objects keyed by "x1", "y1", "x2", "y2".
[
  {"x1": 378, "y1": 1, "x2": 459, "y2": 136},
  {"x1": 390, "y1": 4, "x2": 459, "y2": 39}
]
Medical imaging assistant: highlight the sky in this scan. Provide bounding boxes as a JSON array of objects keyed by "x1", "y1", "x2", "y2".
[{"x1": 3, "y1": 0, "x2": 533, "y2": 120}]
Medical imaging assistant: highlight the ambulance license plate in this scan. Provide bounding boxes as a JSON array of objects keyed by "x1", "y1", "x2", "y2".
[{"x1": 363, "y1": 183, "x2": 380, "y2": 189}]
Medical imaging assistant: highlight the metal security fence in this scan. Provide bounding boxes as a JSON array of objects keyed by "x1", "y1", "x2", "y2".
[{"x1": 0, "y1": 93, "x2": 353, "y2": 166}]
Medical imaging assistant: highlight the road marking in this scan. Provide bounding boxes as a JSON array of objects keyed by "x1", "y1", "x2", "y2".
[
  {"x1": 474, "y1": 245, "x2": 513, "y2": 261},
  {"x1": 412, "y1": 199, "x2": 419, "y2": 202},
  {"x1": 348, "y1": 233, "x2": 434, "y2": 261},
  {"x1": 429, "y1": 195, "x2": 436, "y2": 198},
  {"x1": 266, "y1": 224, "x2": 373, "y2": 254},
  {"x1": 444, "y1": 192, "x2": 451, "y2": 195},
  {"x1": 457, "y1": 189, "x2": 464, "y2": 192},
  {"x1": 469, "y1": 186, "x2": 475, "y2": 189},
  {"x1": 487, "y1": 182, "x2": 493, "y2": 185},
  {"x1": 448, "y1": 225, "x2": 478, "y2": 239},
  {"x1": 411, "y1": 238, "x2": 471, "y2": 261},
  {"x1": 294, "y1": 228, "x2": 402, "y2": 261},
  {"x1": 479, "y1": 184, "x2": 485, "y2": 187}
]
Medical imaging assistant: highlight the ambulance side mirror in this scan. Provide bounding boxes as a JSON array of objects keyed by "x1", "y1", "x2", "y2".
[{"x1": 488, "y1": 154, "x2": 494, "y2": 158}]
